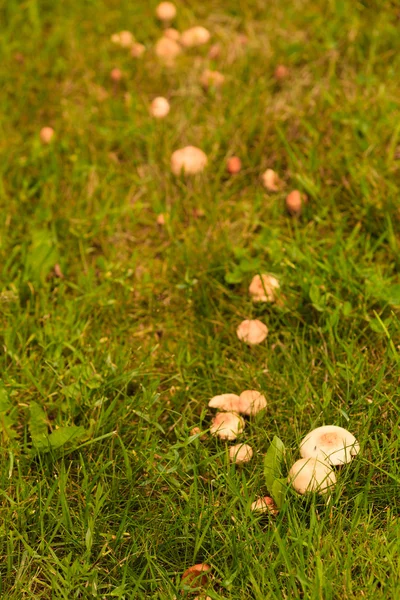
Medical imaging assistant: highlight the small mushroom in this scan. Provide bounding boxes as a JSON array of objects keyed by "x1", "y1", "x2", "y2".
[
  {"x1": 155, "y1": 37, "x2": 181, "y2": 64},
  {"x1": 131, "y1": 43, "x2": 146, "y2": 58},
  {"x1": 274, "y1": 64, "x2": 289, "y2": 80},
  {"x1": 288, "y1": 457, "x2": 336, "y2": 495},
  {"x1": 251, "y1": 496, "x2": 278, "y2": 515},
  {"x1": 182, "y1": 564, "x2": 211, "y2": 588},
  {"x1": 239, "y1": 390, "x2": 267, "y2": 416},
  {"x1": 300, "y1": 425, "x2": 360, "y2": 466},
  {"x1": 236, "y1": 319, "x2": 268, "y2": 345},
  {"x1": 180, "y1": 26, "x2": 211, "y2": 48},
  {"x1": 171, "y1": 146, "x2": 208, "y2": 175},
  {"x1": 110, "y1": 68, "x2": 123, "y2": 82},
  {"x1": 229, "y1": 443, "x2": 253, "y2": 463},
  {"x1": 111, "y1": 31, "x2": 135, "y2": 48},
  {"x1": 286, "y1": 190, "x2": 303, "y2": 216},
  {"x1": 200, "y1": 69, "x2": 225, "y2": 88},
  {"x1": 150, "y1": 96, "x2": 170, "y2": 118},
  {"x1": 164, "y1": 28, "x2": 180, "y2": 41},
  {"x1": 261, "y1": 168, "x2": 281, "y2": 192},
  {"x1": 249, "y1": 274, "x2": 280, "y2": 303},
  {"x1": 226, "y1": 156, "x2": 242, "y2": 174},
  {"x1": 155, "y1": 2, "x2": 176, "y2": 21},
  {"x1": 210, "y1": 412, "x2": 245, "y2": 440},
  {"x1": 208, "y1": 393, "x2": 241, "y2": 412},
  {"x1": 40, "y1": 127, "x2": 54, "y2": 144}
]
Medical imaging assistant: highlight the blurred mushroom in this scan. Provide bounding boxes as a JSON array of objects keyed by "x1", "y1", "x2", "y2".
[
  {"x1": 288, "y1": 458, "x2": 336, "y2": 495},
  {"x1": 131, "y1": 43, "x2": 146, "y2": 58},
  {"x1": 208, "y1": 43, "x2": 221, "y2": 59},
  {"x1": 150, "y1": 96, "x2": 170, "y2": 118},
  {"x1": 286, "y1": 190, "x2": 303, "y2": 216},
  {"x1": 261, "y1": 168, "x2": 281, "y2": 192},
  {"x1": 155, "y1": 2, "x2": 176, "y2": 21},
  {"x1": 171, "y1": 146, "x2": 207, "y2": 175},
  {"x1": 40, "y1": 127, "x2": 54, "y2": 144},
  {"x1": 200, "y1": 69, "x2": 225, "y2": 88},
  {"x1": 155, "y1": 37, "x2": 181, "y2": 64},
  {"x1": 181, "y1": 26, "x2": 211, "y2": 48},
  {"x1": 182, "y1": 564, "x2": 211, "y2": 588},
  {"x1": 236, "y1": 319, "x2": 268, "y2": 345},
  {"x1": 300, "y1": 425, "x2": 360, "y2": 466},
  {"x1": 164, "y1": 28, "x2": 180, "y2": 41},
  {"x1": 226, "y1": 156, "x2": 242, "y2": 174},
  {"x1": 239, "y1": 390, "x2": 267, "y2": 416},
  {"x1": 229, "y1": 443, "x2": 253, "y2": 463},
  {"x1": 251, "y1": 496, "x2": 278, "y2": 515},
  {"x1": 111, "y1": 31, "x2": 135, "y2": 48},
  {"x1": 274, "y1": 64, "x2": 289, "y2": 80},
  {"x1": 208, "y1": 393, "x2": 241, "y2": 412},
  {"x1": 210, "y1": 412, "x2": 245, "y2": 440},
  {"x1": 110, "y1": 68, "x2": 123, "y2": 82},
  {"x1": 249, "y1": 274, "x2": 280, "y2": 303}
]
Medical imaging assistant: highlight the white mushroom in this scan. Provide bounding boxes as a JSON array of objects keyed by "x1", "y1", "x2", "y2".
[
  {"x1": 250, "y1": 496, "x2": 278, "y2": 515},
  {"x1": 249, "y1": 274, "x2": 280, "y2": 303},
  {"x1": 261, "y1": 169, "x2": 281, "y2": 192},
  {"x1": 300, "y1": 425, "x2": 360, "y2": 466},
  {"x1": 200, "y1": 69, "x2": 225, "y2": 88},
  {"x1": 229, "y1": 443, "x2": 253, "y2": 463},
  {"x1": 210, "y1": 412, "x2": 245, "y2": 440},
  {"x1": 155, "y1": 37, "x2": 182, "y2": 64},
  {"x1": 208, "y1": 393, "x2": 241, "y2": 412},
  {"x1": 150, "y1": 97, "x2": 170, "y2": 118},
  {"x1": 286, "y1": 190, "x2": 303, "y2": 216},
  {"x1": 155, "y1": 2, "x2": 176, "y2": 21},
  {"x1": 40, "y1": 127, "x2": 54, "y2": 144},
  {"x1": 171, "y1": 146, "x2": 208, "y2": 175},
  {"x1": 180, "y1": 26, "x2": 211, "y2": 48},
  {"x1": 131, "y1": 43, "x2": 146, "y2": 58},
  {"x1": 111, "y1": 31, "x2": 135, "y2": 48},
  {"x1": 164, "y1": 28, "x2": 180, "y2": 41},
  {"x1": 236, "y1": 319, "x2": 268, "y2": 345},
  {"x1": 239, "y1": 390, "x2": 267, "y2": 416},
  {"x1": 288, "y1": 458, "x2": 336, "y2": 495}
]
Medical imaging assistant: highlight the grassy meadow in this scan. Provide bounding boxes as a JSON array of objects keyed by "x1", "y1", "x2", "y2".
[{"x1": 0, "y1": 0, "x2": 400, "y2": 598}]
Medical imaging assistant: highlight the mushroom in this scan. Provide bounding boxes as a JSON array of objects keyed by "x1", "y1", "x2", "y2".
[
  {"x1": 171, "y1": 146, "x2": 208, "y2": 175},
  {"x1": 226, "y1": 156, "x2": 242, "y2": 174},
  {"x1": 299, "y1": 425, "x2": 360, "y2": 466},
  {"x1": 208, "y1": 393, "x2": 241, "y2": 412},
  {"x1": 249, "y1": 274, "x2": 280, "y2": 303},
  {"x1": 111, "y1": 31, "x2": 135, "y2": 48},
  {"x1": 110, "y1": 68, "x2": 123, "y2": 82},
  {"x1": 239, "y1": 390, "x2": 267, "y2": 416},
  {"x1": 155, "y1": 37, "x2": 181, "y2": 64},
  {"x1": 40, "y1": 127, "x2": 54, "y2": 144},
  {"x1": 274, "y1": 64, "x2": 289, "y2": 80},
  {"x1": 182, "y1": 564, "x2": 211, "y2": 588},
  {"x1": 180, "y1": 26, "x2": 211, "y2": 48},
  {"x1": 131, "y1": 43, "x2": 146, "y2": 58},
  {"x1": 210, "y1": 412, "x2": 245, "y2": 440},
  {"x1": 236, "y1": 319, "x2": 268, "y2": 345},
  {"x1": 251, "y1": 496, "x2": 278, "y2": 515},
  {"x1": 200, "y1": 69, "x2": 225, "y2": 88},
  {"x1": 286, "y1": 190, "x2": 303, "y2": 216},
  {"x1": 229, "y1": 443, "x2": 253, "y2": 463},
  {"x1": 261, "y1": 168, "x2": 281, "y2": 192},
  {"x1": 155, "y1": 2, "x2": 176, "y2": 21},
  {"x1": 288, "y1": 457, "x2": 336, "y2": 495},
  {"x1": 164, "y1": 28, "x2": 180, "y2": 41},
  {"x1": 150, "y1": 97, "x2": 170, "y2": 118}
]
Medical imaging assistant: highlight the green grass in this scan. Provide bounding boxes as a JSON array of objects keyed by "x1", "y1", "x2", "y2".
[{"x1": 1, "y1": 0, "x2": 400, "y2": 597}]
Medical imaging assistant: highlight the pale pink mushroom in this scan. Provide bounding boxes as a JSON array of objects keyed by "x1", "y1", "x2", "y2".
[
  {"x1": 155, "y1": 2, "x2": 176, "y2": 21},
  {"x1": 239, "y1": 390, "x2": 267, "y2": 416},
  {"x1": 210, "y1": 412, "x2": 245, "y2": 440},
  {"x1": 288, "y1": 458, "x2": 336, "y2": 495},
  {"x1": 200, "y1": 69, "x2": 225, "y2": 88},
  {"x1": 229, "y1": 443, "x2": 253, "y2": 463},
  {"x1": 208, "y1": 393, "x2": 241, "y2": 412},
  {"x1": 171, "y1": 146, "x2": 208, "y2": 175},
  {"x1": 226, "y1": 157, "x2": 242, "y2": 174},
  {"x1": 40, "y1": 127, "x2": 54, "y2": 144},
  {"x1": 131, "y1": 43, "x2": 146, "y2": 58},
  {"x1": 111, "y1": 31, "x2": 135, "y2": 48},
  {"x1": 251, "y1": 496, "x2": 278, "y2": 515},
  {"x1": 180, "y1": 26, "x2": 211, "y2": 48},
  {"x1": 261, "y1": 169, "x2": 281, "y2": 192},
  {"x1": 164, "y1": 28, "x2": 180, "y2": 41},
  {"x1": 300, "y1": 425, "x2": 360, "y2": 466},
  {"x1": 155, "y1": 37, "x2": 181, "y2": 64},
  {"x1": 236, "y1": 319, "x2": 268, "y2": 345},
  {"x1": 249, "y1": 274, "x2": 280, "y2": 303},
  {"x1": 150, "y1": 97, "x2": 170, "y2": 118},
  {"x1": 286, "y1": 190, "x2": 303, "y2": 216}
]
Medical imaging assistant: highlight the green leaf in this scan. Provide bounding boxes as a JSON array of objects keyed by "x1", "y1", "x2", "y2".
[
  {"x1": 387, "y1": 284, "x2": 400, "y2": 307},
  {"x1": 29, "y1": 402, "x2": 48, "y2": 449},
  {"x1": 25, "y1": 229, "x2": 58, "y2": 283},
  {"x1": 0, "y1": 386, "x2": 11, "y2": 413},
  {"x1": 271, "y1": 478, "x2": 287, "y2": 509},
  {"x1": 47, "y1": 425, "x2": 86, "y2": 449},
  {"x1": 264, "y1": 436, "x2": 285, "y2": 492}
]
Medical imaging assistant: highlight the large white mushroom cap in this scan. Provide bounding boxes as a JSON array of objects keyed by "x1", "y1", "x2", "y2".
[
  {"x1": 180, "y1": 26, "x2": 211, "y2": 48},
  {"x1": 171, "y1": 146, "x2": 208, "y2": 175},
  {"x1": 300, "y1": 425, "x2": 360, "y2": 466},
  {"x1": 288, "y1": 458, "x2": 336, "y2": 495},
  {"x1": 229, "y1": 443, "x2": 253, "y2": 463},
  {"x1": 155, "y1": 2, "x2": 176, "y2": 21},
  {"x1": 239, "y1": 390, "x2": 267, "y2": 415},
  {"x1": 236, "y1": 319, "x2": 268, "y2": 345},
  {"x1": 210, "y1": 411, "x2": 245, "y2": 440},
  {"x1": 249, "y1": 274, "x2": 280, "y2": 303},
  {"x1": 208, "y1": 393, "x2": 241, "y2": 412}
]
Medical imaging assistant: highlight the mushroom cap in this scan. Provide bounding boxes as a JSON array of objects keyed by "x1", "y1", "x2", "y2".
[
  {"x1": 251, "y1": 496, "x2": 278, "y2": 515},
  {"x1": 164, "y1": 28, "x2": 180, "y2": 41},
  {"x1": 286, "y1": 190, "x2": 302, "y2": 215},
  {"x1": 131, "y1": 43, "x2": 146, "y2": 58},
  {"x1": 274, "y1": 64, "x2": 289, "y2": 80},
  {"x1": 288, "y1": 458, "x2": 336, "y2": 495},
  {"x1": 236, "y1": 319, "x2": 268, "y2": 345},
  {"x1": 200, "y1": 69, "x2": 225, "y2": 88},
  {"x1": 111, "y1": 30, "x2": 135, "y2": 48},
  {"x1": 40, "y1": 127, "x2": 54, "y2": 144},
  {"x1": 180, "y1": 26, "x2": 211, "y2": 48},
  {"x1": 229, "y1": 443, "x2": 253, "y2": 463},
  {"x1": 226, "y1": 156, "x2": 242, "y2": 174},
  {"x1": 182, "y1": 563, "x2": 211, "y2": 588},
  {"x1": 155, "y1": 37, "x2": 182, "y2": 62},
  {"x1": 239, "y1": 390, "x2": 267, "y2": 416},
  {"x1": 208, "y1": 393, "x2": 241, "y2": 412},
  {"x1": 150, "y1": 96, "x2": 170, "y2": 118},
  {"x1": 155, "y1": 2, "x2": 176, "y2": 21},
  {"x1": 110, "y1": 68, "x2": 123, "y2": 82},
  {"x1": 210, "y1": 411, "x2": 245, "y2": 440},
  {"x1": 261, "y1": 168, "x2": 281, "y2": 192},
  {"x1": 300, "y1": 425, "x2": 360, "y2": 466},
  {"x1": 171, "y1": 146, "x2": 208, "y2": 175},
  {"x1": 249, "y1": 274, "x2": 280, "y2": 303}
]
